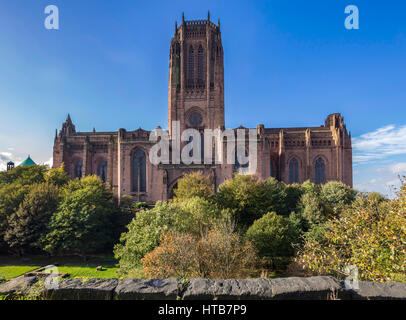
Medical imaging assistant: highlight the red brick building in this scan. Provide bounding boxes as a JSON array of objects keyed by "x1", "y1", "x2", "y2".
[{"x1": 53, "y1": 14, "x2": 353, "y2": 202}]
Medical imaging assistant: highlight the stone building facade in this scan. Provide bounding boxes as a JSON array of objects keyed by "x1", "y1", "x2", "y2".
[{"x1": 53, "y1": 14, "x2": 353, "y2": 203}]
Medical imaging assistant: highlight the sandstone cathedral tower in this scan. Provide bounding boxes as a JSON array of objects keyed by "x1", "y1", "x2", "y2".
[
  {"x1": 53, "y1": 13, "x2": 353, "y2": 203},
  {"x1": 168, "y1": 12, "x2": 224, "y2": 136}
]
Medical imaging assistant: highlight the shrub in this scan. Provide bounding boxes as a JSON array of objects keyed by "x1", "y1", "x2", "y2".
[
  {"x1": 174, "y1": 172, "x2": 214, "y2": 201},
  {"x1": 246, "y1": 212, "x2": 301, "y2": 270},
  {"x1": 142, "y1": 221, "x2": 259, "y2": 279},
  {"x1": 296, "y1": 184, "x2": 406, "y2": 282},
  {"x1": 42, "y1": 176, "x2": 115, "y2": 259},
  {"x1": 141, "y1": 231, "x2": 197, "y2": 278},
  {"x1": 196, "y1": 222, "x2": 259, "y2": 278}
]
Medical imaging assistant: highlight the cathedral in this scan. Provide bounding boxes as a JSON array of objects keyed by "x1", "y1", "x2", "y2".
[{"x1": 53, "y1": 13, "x2": 353, "y2": 203}]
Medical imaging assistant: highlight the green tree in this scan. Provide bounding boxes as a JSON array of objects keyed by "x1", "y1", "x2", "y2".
[
  {"x1": 114, "y1": 201, "x2": 183, "y2": 274},
  {"x1": 174, "y1": 171, "x2": 214, "y2": 201},
  {"x1": 215, "y1": 175, "x2": 269, "y2": 228},
  {"x1": 300, "y1": 180, "x2": 320, "y2": 197},
  {"x1": 260, "y1": 177, "x2": 288, "y2": 215},
  {"x1": 283, "y1": 183, "x2": 303, "y2": 215},
  {"x1": 0, "y1": 183, "x2": 31, "y2": 252},
  {"x1": 114, "y1": 197, "x2": 226, "y2": 275},
  {"x1": 42, "y1": 176, "x2": 115, "y2": 260},
  {"x1": 297, "y1": 185, "x2": 406, "y2": 282},
  {"x1": 112, "y1": 195, "x2": 149, "y2": 244},
  {"x1": 246, "y1": 212, "x2": 301, "y2": 270},
  {"x1": 0, "y1": 165, "x2": 46, "y2": 188},
  {"x1": 366, "y1": 192, "x2": 387, "y2": 203},
  {"x1": 297, "y1": 193, "x2": 327, "y2": 230},
  {"x1": 4, "y1": 182, "x2": 62, "y2": 255},
  {"x1": 44, "y1": 163, "x2": 69, "y2": 187},
  {"x1": 320, "y1": 181, "x2": 356, "y2": 209}
]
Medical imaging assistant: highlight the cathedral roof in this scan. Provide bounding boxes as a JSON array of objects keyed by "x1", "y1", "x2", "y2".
[{"x1": 18, "y1": 156, "x2": 36, "y2": 167}]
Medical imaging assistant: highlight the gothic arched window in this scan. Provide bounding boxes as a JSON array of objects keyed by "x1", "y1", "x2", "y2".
[
  {"x1": 197, "y1": 45, "x2": 204, "y2": 84},
  {"x1": 289, "y1": 158, "x2": 299, "y2": 184},
  {"x1": 74, "y1": 159, "x2": 83, "y2": 179},
  {"x1": 315, "y1": 157, "x2": 326, "y2": 184},
  {"x1": 270, "y1": 159, "x2": 275, "y2": 178},
  {"x1": 210, "y1": 45, "x2": 215, "y2": 87},
  {"x1": 175, "y1": 42, "x2": 180, "y2": 88},
  {"x1": 188, "y1": 46, "x2": 194, "y2": 85},
  {"x1": 97, "y1": 159, "x2": 108, "y2": 183},
  {"x1": 133, "y1": 149, "x2": 146, "y2": 192}
]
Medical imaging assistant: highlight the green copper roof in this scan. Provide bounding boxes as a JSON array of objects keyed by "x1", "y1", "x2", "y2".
[{"x1": 19, "y1": 156, "x2": 36, "y2": 167}]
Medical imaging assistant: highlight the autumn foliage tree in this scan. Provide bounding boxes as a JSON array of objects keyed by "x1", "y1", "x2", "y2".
[
  {"x1": 296, "y1": 183, "x2": 406, "y2": 282},
  {"x1": 142, "y1": 222, "x2": 259, "y2": 279}
]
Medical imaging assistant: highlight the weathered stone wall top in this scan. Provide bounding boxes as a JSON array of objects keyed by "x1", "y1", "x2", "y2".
[{"x1": 35, "y1": 276, "x2": 406, "y2": 300}]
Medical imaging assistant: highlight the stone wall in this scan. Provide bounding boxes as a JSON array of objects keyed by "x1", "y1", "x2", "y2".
[{"x1": 3, "y1": 276, "x2": 404, "y2": 300}]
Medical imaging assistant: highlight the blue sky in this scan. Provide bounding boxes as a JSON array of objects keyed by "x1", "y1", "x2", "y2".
[{"x1": 0, "y1": 0, "x2": 405, "y2": 196}]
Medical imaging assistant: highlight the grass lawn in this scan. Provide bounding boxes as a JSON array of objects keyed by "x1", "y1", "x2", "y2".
[
  {"x1": 43, "y1": 264, "x2": 144, "y2": 279},
  {"x1": 0, "y1": 266, "x2": 40, "y2": 280},
  {"x1": 0, "y1": 254, "x2": 146, "y2": 280},
  {"x1": 53, "y1": 265, "x2": 119, "y2": 279}
]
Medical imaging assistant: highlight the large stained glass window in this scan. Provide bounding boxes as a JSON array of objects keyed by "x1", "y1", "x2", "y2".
[
  {"x1": 74, "y1": 159, "x2": 82, "y2": 179},
  {"x1": 315, "y1": 157, "x2": 326, "y2": 184},
  {"x1": 270, "y1": 159, "x2": 275, "y2": 177},
  {"x1": 197, "y1": 45, "x2": 204, "y2": 83},
  {"x1": 97, "y1": 159, "x2": 108, "y2": 183},
  {"x1": 133, "y1": 149, "x2": 146, "y2": 192},
  {"x1": 188, "y1": 46, "x2": 194, "y2": 84},
  {"x1": 289, "y1": 158, "x2": 299, "y2": 184}
]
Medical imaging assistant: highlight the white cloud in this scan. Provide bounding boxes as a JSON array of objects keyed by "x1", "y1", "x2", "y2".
[
  {"x1": 354, "y1": 176, "x2": 400, "y2": 198},
  {"x1": 354, "y1": 161, "x2": 406, "y2": 198},
  {"x1": 0, "y1": 152, "x2": 12, "y2": 160},
  {"x1": 44, "y1": 157, "x2": 53, "y2": 167},
  {"x1": 0, "y1": 151, "x2": 14, "y2": 172},
  {"x1": 353, "y1": 124, "x2": 406, "y2": 164},
  {"x1": 390, "y1": 162, "x2": 406, "y2": 174}
]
